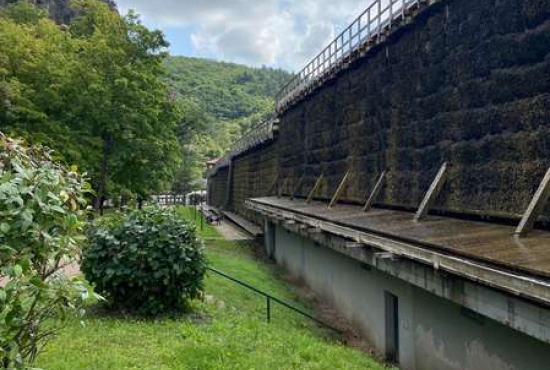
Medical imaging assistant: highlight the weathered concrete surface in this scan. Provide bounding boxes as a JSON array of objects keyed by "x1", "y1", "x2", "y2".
[
  {"x1": 271, "y1": 223, "x2": 550, "y2": 370},
  {"x1": 274, "y1": 0, "x2": 550, "y2": 219},
  {"x1": 214, "y1": 221, "x2": 251, "y2": 241},
  {"x1": 247, "y1": 197, "x2": 550, "y2": 281},
  {"x1": 250, "y1": 197, "x2": 550, "y2": 343}
]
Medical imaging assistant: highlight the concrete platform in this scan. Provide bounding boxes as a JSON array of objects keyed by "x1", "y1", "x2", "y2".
[
  {"x1": 249, "y1": 197, "x2": 550, "y2": 280},
  {"x1": 214, "y1": 221, "x2": 252, "y2": 241},
  {"x1": 222, "y1": 211, "x2": 263, "y2": 237}
]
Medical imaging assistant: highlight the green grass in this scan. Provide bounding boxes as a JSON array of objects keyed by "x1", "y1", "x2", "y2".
[
  {"x1": 36, "y1": 207, "x2": 390, "y2": 370},
  {"x1": 176, "y1": 206, "x2": 220, "y2": 239}
]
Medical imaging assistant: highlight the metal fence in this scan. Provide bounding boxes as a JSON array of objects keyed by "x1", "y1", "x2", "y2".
[
  {"x1": 208, "y1": 267, "x2": 341, "y2": 332},
  {"x1": 152, "y1": 194, "x2": 186, "y2": 206},
  {"x1": 276, "y1": 0, "x2": 426, "y2": 111},
  {"x1": 206, "y1": 118, "x2": 278, "y2": 177}
]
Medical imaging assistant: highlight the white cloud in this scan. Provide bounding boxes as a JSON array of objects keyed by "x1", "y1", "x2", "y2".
[{"x1": 116, "y1": 0, "x2": 374, "y2": 70}]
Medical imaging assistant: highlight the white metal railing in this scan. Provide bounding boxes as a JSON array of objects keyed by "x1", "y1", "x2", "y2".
[
  {"x1": 207, "y1": 118, "x2": 278, "y2": 177},
  {"x1": 276, "y1": 0, "x2": 427, "y2": 111}
]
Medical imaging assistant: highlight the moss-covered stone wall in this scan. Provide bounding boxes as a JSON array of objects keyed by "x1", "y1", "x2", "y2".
[
  {"x1": 209, "y1": 0, "x2": 550, "y2": 221},
  {"x1": 232, "y1": 143, "x2": 279, "y2": 222},
  {"x1": 278, "y1": 0, "x2": 550, "y2": 217},
  {"x1": 207, "y1": 167, "x2": 229, "y2": 209}
]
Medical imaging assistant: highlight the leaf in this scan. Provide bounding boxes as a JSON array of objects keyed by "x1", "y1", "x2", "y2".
[
  {"x1": 50, "y1": 205, "x2": 65, "y2": 214},
  {"x1": 0, "y1": 223, "x2": 9, "y2": 233},
  {"x1": 0, "y1": 245, "x2": 16, "y2": 254},
  {"x1": 13, "y1": 265, "x2": 22, "y2": 277},
  {"x1": 60, "y1": 190, "x2": 69, "y2": 202}
]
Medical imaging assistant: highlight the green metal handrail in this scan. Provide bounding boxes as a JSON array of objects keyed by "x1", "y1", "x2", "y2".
[{"x1": 207, "y1": 267, "x2": 341, "y2": 333}]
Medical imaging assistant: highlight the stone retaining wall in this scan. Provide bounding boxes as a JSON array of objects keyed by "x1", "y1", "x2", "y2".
[{"x1": 209, "y1": 0, "x2": 550, "y2": 222}]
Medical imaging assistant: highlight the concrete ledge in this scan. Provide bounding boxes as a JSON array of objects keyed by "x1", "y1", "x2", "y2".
[
  {"x1": 222, "y1": 211, "x2": 264, "y2": 238},
  {"x1": 246, "y1": 198, "x2": 550, "y2": 304},
  {"x1": 266, "y1": 219, "x2": 550, "y2": 369},
  {"x1": 246, "y1": 198, "x2": 550, "y2": 345}
]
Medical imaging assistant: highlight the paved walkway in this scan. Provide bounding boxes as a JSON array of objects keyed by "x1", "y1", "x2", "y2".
[
  {"x1": 214, "y1": 221, "x2": 252, "y2": 241},
  {"x1": 0, "y1": 261, "x2": 80, "y2": 288}
]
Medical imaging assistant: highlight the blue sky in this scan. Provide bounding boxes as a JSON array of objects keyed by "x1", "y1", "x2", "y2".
[{"x1": 116, "y1": 0, "x2": 372, "y2": 72}]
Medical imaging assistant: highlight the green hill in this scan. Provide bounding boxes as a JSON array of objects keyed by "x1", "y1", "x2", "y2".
[
  {"x1": 165, "y1": 56, "x2": 290, "y2": 125},
  {"x1": 165, "y1": 57, "x2": 292, "y2": 192}
]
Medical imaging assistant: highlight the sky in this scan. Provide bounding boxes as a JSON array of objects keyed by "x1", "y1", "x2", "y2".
[{"x1": 116, "y1": 0, "x2": 373, "y2": 72}]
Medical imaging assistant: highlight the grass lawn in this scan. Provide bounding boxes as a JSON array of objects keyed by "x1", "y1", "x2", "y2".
[{"x1": 36, "y1": 207, "x2": 391, "y2": 370}]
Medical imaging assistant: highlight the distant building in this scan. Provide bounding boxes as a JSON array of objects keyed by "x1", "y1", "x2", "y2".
[{"x1": 206, "y1": 158, "x2": 219, "y2": 170}]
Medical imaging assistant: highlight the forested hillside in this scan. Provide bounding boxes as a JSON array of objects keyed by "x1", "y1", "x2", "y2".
[
  {"x1": 0, "y1": 0, "x2": 115, "y2": 24},
  {"x1": 165, "y1": 57, "x2": 291, "y2": 192}
]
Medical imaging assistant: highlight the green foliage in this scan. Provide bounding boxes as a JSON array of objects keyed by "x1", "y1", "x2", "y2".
[
  {"x1": 0, "y1": 133, "x2": 97, "y2": 369},
  {"x1": 0, "y1": 1, "x2": 48, "y2": 24},
  {"x1": 165, "y1": 57, "x2": 290, "y2": 123},
  {"x1": 0, "y1": 0, "x2": 116, "y2": 25},
  {"x1": 36, "y1": 211, "x2": 391, "y2": 370},
  {"x1": 165, "y1": 56, "x2": 292, "y2": 193},
  {"x1": 82, "y1": 207, "x2": 208, "y2": 316},
  {"x1": 0, "y1": 1, "x2": 182, "y2": 206}
]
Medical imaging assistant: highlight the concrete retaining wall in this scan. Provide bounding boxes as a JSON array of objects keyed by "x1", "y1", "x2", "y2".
[{"x1": 270, "y1": 223, "x2": 550, "y2": 370}]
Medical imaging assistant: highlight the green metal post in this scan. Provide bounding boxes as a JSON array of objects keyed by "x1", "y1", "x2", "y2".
[{"x1": 267, "y1": 296, "x2": 271, "y2": 323}]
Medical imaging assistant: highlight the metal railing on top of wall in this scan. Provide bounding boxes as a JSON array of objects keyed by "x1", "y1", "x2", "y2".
[
  {"x1": 275, "y1": 0, "x2": 428, "y2": 112},
  {"x1": 206, "y1": 118, "x2": 278, "y2": 177}
]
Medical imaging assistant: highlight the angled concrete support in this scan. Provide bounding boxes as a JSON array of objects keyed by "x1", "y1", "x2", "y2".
[
  {"x1": 268, "y1": 173, "x2": 280, "y2": 196},
  {"x1": 414, "y1": 162, "x2": 448, "y2": 222},
  {"x1": 329, "y1": 171, "x2": 351, "y2": 209},
  {"x1": 307, "y1": 174, "x2": 324, "y2": 204},
  {"x1": 364, "y1": 171, "x2": 387, "y2": 212},
  {"x1": 291, "y1": 175, "x2": 305, "y2": 200},
  {"x1": 516, "y1": 167, "x2": 550, "y2": 237},
  {"x1": 278, "y1": 178, "x2": 289, "y2": 198}
]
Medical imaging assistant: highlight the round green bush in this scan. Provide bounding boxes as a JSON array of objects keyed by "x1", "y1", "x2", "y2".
[{"x1": 82, "y1": 208, "x2": 207, "y2": 315}]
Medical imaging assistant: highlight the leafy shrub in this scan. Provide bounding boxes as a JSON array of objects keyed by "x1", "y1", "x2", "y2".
[
  {"x1": 0, "y1": 133, "x2": 95, "y2": 369},
  {"x1": 82, "y1": 208, "x2": 207, "y2": 316}
]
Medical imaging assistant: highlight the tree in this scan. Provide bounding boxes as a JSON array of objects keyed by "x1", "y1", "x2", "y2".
[
  {"x1": 0, "y1": 1, "x2": 183, "y2": 213},
  {"x1": 68, "y1": 1, "x2": 182, "y2": 212}
]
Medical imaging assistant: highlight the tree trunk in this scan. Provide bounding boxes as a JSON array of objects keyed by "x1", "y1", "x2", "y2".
[
  {"x1": 95, "y1": 133, "x2": 113, "y2": 214},
  {"x1": 100, "y1": 196, "x2": 105, "y2": 216},
  {"x1": 138, "y1": 196, "x2": 143, "y2": 210},
  {"x1": 3, "y1": 353, "x2": 9, "y2": 369}
]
